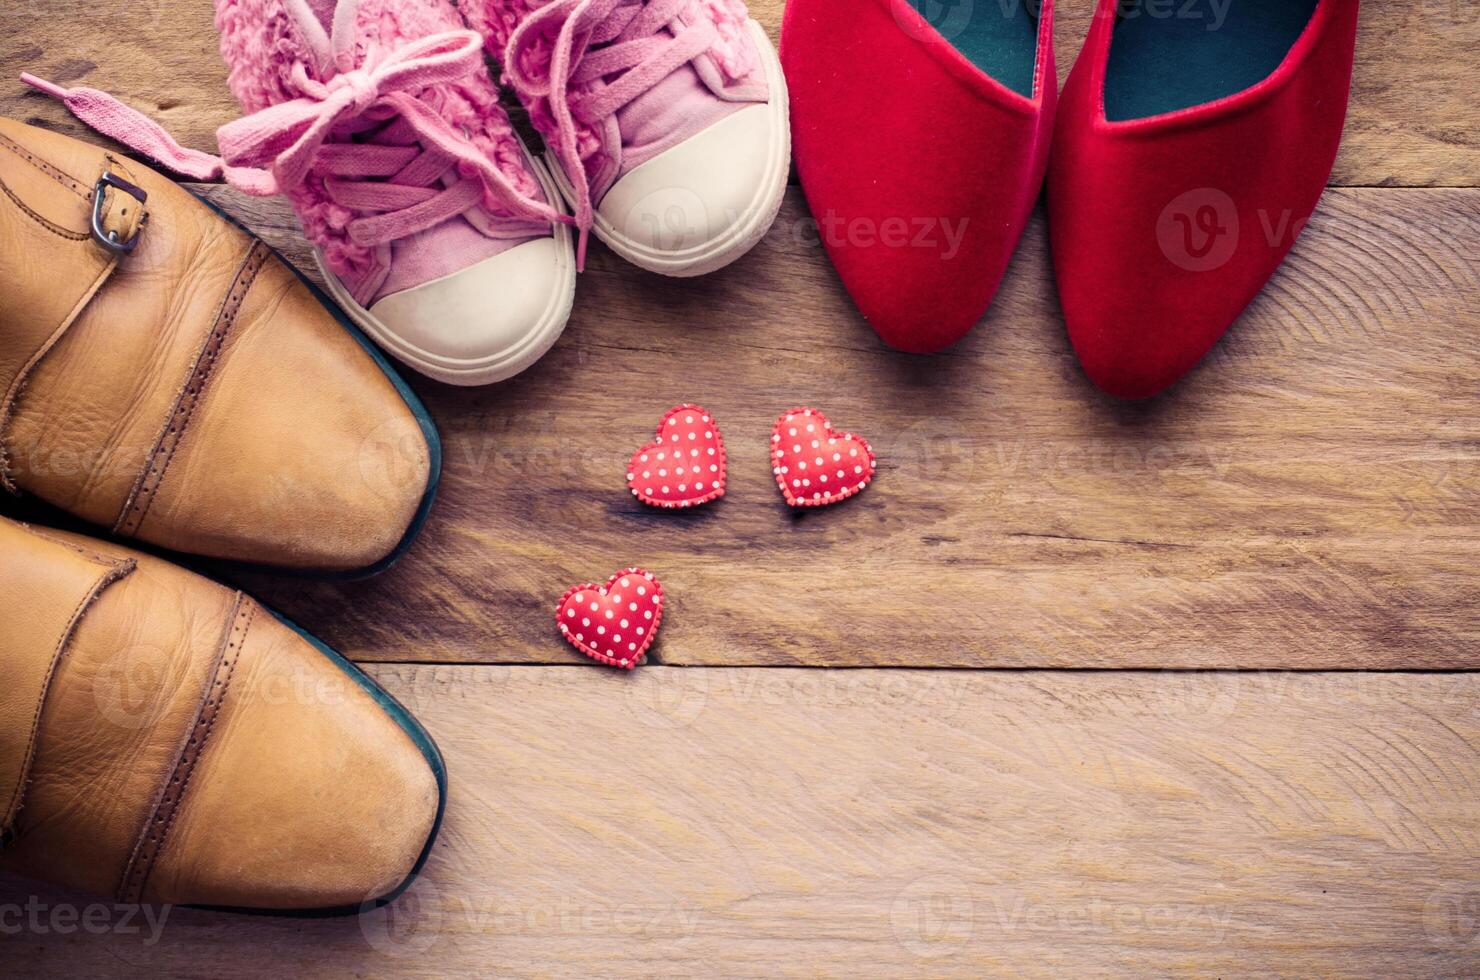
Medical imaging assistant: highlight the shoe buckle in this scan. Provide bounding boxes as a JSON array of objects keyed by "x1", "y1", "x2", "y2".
[{"x1": 91, "y1": 171, "x2": 148, "y2": 255}]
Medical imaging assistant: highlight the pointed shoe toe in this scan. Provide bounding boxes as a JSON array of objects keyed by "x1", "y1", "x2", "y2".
[
  {"x1": 1048, "y1": 0, "x2": 1360, "y2": 398},
  {"x1": 782, "y1": 0, "x2": 1056, "y2": 353}
]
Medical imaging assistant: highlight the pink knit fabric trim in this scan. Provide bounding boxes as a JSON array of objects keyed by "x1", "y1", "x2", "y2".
[{"x1": 214, "y1": 0, "x2": 542, "y2": 282}]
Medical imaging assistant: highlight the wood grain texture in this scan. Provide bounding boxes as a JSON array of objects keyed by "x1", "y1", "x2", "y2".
[
  {"x1": 3, "y1": 666, "x2": 1479, "y2": 977},
  {"x1": 0, "y1": 0, "x2": 1476, "y2": 187},
  {"x1": 190, "y1": 184, "x2": 1475, "y2": 668},
  {"x1": 1, "y1": 7, "x2": 1475, "y2": 978}
]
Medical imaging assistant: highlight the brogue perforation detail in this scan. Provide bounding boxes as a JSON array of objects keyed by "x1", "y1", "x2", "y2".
[
  {"x1": 117, "y1": 595, "x2": 254, "y2": 904},
  {"x1": 114, "y1": 240, "x2": 270, "y2": 538}
]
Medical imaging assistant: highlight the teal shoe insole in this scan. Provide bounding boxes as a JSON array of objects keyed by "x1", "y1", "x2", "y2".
[
  {"x1": 1104, "y1": 0, "x2": 1321, "y2": 121},
  {"x1": 907, "y1": 0, "x2": 1040, "y2": 97}
]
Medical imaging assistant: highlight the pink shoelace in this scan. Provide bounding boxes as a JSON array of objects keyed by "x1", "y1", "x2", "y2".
[
  {"x1": 505, "y1": 0, "x2": 718, "y2": 267},
  {"x1": 22, "y1": 28, "x2": 568, "y2": 300}
]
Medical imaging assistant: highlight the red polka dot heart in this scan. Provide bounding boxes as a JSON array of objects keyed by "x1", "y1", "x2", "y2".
[
  {"x1": 771, "y1": 408, "x2": 876, "y2": 507},
  {"x1": 557, "y1": 568, "x2": 664, "y2": 670},
  {"x1": 626, "y1": 404, "x2": 726, "y2": 509}
]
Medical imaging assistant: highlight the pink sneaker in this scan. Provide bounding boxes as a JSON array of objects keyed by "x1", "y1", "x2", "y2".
[
  {"x1": 24, "y1": 0, "x2": 576, "y2": 387},
  {"x1": 463, "y1": 0, "x2": 791, "y2": 276}
]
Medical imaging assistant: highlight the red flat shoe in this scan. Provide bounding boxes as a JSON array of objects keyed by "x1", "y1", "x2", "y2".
[
  {"x1": 782, "y1": 0, "x2": 1056, "y2": 353},
  {"x1": 1049, "y1": 0, "x2": 1360, "y2": 398}
]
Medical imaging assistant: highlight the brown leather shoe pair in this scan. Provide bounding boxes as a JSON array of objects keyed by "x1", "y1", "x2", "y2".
[{"x1": 0, "y1": 121, "x2": 446, "y2": 913}]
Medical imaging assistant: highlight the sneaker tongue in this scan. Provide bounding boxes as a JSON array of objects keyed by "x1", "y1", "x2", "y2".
[{"x1": 611, "y1": 61, "x2": 740, "y2": 178}]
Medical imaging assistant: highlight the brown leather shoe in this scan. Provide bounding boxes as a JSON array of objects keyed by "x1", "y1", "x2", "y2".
[
  {"x1": 0, "y1": 118, "x2": 439, "y2": 576},
  {"x1": 0, "y1": 517, "x2": 445, "y2": 913}
]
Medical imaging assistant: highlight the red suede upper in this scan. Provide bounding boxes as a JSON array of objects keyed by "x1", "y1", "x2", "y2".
[
  {"x1": 1048, "y1": 0, "x2": 1360, "y2": 398},
  {"x1": 781, "y1": 0, "x2": 1056, "y2": 353}
]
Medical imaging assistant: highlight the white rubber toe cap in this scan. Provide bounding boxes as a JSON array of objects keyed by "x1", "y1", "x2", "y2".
[
  {"x1": 596, "y1": 102, "x2": 786, "y2": 275},
  {"x1": 365, "y1": 235, "x2": 574, "y2": 386}
]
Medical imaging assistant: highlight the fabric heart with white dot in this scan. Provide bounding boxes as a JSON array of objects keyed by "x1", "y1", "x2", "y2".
[
  {"x1": 627, "y1": 404, "x2": 726, "y2": 508},
  {"x1": 556, "y1": 567, "x2": 664, "y2": 669},
  {"x1": 771, "y1": 407, "x2": 876, "y2": 507}
]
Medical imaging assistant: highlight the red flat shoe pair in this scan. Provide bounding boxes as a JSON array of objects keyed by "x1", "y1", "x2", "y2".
[{"x1": 782, "y1": 0, "x2": 1360, "y2": 398}]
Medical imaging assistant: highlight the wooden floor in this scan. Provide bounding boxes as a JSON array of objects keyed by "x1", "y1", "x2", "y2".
[{"x1": 2, "y1": 0, "x2": 1478, "y2": 975}]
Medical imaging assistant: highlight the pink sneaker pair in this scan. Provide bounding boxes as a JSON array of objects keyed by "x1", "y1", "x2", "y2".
[{"x1": 24, "y1": 0, "x2": 790, "y2": 386}]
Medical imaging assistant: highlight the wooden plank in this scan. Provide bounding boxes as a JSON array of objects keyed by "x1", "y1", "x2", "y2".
[
  {"x1": 0, "y1": 0, "x2": 1475, "y2": 187},
  {"x1": 187, "y1": 184, "x2": 1475, "y2": 668},
  {"x1": 3, "y1": 666, "x2": 1479, "y2": 976}
]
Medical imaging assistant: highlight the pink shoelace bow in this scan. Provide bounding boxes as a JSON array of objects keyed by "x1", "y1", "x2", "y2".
[
  {"x1": 505, "y1": 0, "x2": 717, "y2": 267},
  {"x1": 22, "y1": 28, "x2": 568, "y2": 299}
]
